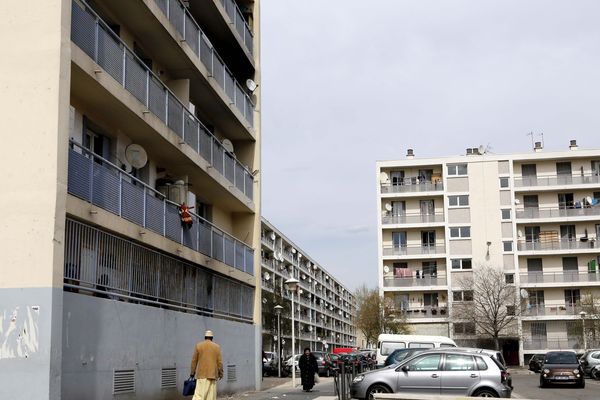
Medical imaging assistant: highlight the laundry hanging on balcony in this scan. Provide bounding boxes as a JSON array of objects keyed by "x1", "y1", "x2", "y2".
[{"x1": 179, "y1": 203, "x2": 194, "y2": 228}]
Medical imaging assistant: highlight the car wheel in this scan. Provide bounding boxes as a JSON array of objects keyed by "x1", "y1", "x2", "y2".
[
  {"x1": 367, "y1": 384, "x2": 391, "y2": 400},
  {"x1": 539, "y1": 378, "x2": 547, "y2": 388},
  {"x1": 578, "y1": 379, "x2": 585, "y2": 389},
  {"x1": 326, "y1": 368, "x2": 330, "y2": 378},
  {"x1": 472, "y1": 388, "x2": 498, "y2": 398}
]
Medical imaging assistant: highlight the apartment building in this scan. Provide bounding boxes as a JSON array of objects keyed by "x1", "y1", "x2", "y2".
[
  {"x1": 1, "y1": 1, "x2": 261, "y2": 399},
  {"x1": 260, "y1": 218, "x2": 356, "y2": 357},
  {"x1": 376, "y1": 141, "x2": 600, "y2": 366}
]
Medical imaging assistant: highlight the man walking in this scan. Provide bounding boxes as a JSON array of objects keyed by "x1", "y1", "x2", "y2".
[{"x1": 190, "y1": 330, "x2": 224, "y2": 400}]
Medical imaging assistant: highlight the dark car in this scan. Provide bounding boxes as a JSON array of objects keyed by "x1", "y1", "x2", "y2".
[
  {"x1": 384, "y1": 348, "x2": 427, "y2": 367},
  {"x1": 528, "y1": 354, "x2": 545, "y2": 373},
  {"x1": 338, "y1": 353, "x2": 369, "y2": 373},
  {"x1": 262, "y1": 352, "x2": 278, "y2": 376},
  {"x1": 312, "y1": 351, "x2": 333, "y2": 377},
  {"x1": 540, "y1": 351, "x2": 584, "y2": 388}
]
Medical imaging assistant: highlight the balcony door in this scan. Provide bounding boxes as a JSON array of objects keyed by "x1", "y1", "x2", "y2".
[
  {"x1": 423, "y1": 293, "x2": 439, "y2": 307},
  {"x1": 557, "y1": 162, "x2": 572, "y2": 183},
  {"x1": 422, "y1": 261, "x2": 437, "y2": 277},
  {"x1": 523, "y1": 195, "x2": 539, "y2": 218},
  {"x1": 529, "y1": 290, "x2": 545, "y2": 309},
  {"x1": 525, "y1": 226, "x2": 540, "y2": 243},
  {"x1": 420, "y1": 200, "x2": 435, "y2": 218},
  {"x1": 558, "y1": 193, "x2": 574, "y2": 209},
  {"x1": 391, "y1": 201, "x2": 406, "y2": 217},
  {"x1": 522, "y1": 164, "x2": 537, "y2": 185},
  {"x1": 391, "y1": 171, "x2": 405, "y2": 186},
  {"x1": 560, "y1": 225, "x2": 576, "y2": 241},
  {"x1": 564, "y1": 289, "x2": 581, "y2": 308},
  {"x1": 421, "y1": 231, "x2": 436, "y2": 248},
  {"x1": 418, "y1": 169, "x2": 433, "y2": 183},
  {"x1": 392, "y1": 231, "x2": 407, "y2": 248},
  {"x1": 592, "y1": 160, "x2": 600, "y2": 177}
]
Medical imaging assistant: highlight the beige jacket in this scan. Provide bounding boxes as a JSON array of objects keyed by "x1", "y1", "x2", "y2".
[{"x1": 190, "y1": 339, "x2": 224, "y2": 380}]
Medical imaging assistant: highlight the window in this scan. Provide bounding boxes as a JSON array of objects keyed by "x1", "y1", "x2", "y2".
[
  {"x1": 505, "y1": 273, "x2": 514, "y2": 284},
  {"x1": 448, "y1": 195, "x2": 469, "y2": 207},
  {"x1": 527, "y1": 258, "x2": 543, "y2": 273},
  {"x1": 506, "y1": 305, "x2": 516, "y2": 316},
  {"x1": 501, "y1": 209, "x2": 511, "y2": 220},
  {"x1": 380, "y1": 341, "x2": 406, "y2": 355},
  {"x1": 447, "y1": 164, "x2": 468, "y2": 176},
  {"x1": 408, "y1": 354, "x2": 441, "y2": 371},
  {"x1": 454, "y1": 322, "x2": 476, "y2": 335},
  {"x1": 558, "y1": 193, "x2": 574, "y2": 209},
  {"x1": 444, "y1": 354, "x2": 475, "y2": 371},
  {"x1": 562, "y1": 257, "x2": 578, "y2": 272},
  {"x1": 499, "y1": 177, "x2": 509, "y2": 188},
  {"x1": 522, "y1": 164, "x2": 537, "y2": 177},
  {"x1": 503, "y1": 241, "x2": 513, "y2": 252},
  {"x1": 453, "y1": 290, "x2": 473, "y2": 302},
  {"x1": 475, "y1": 357, "x2": 488, "y2": 370},
  {"x1": 450, "y1": 227, "x2": 471, "y2": 238},
  {"x1": 560, "y1": 225, "x2": 576, "y2": 240},
  {"x1": 529, "y1": 290, "x2": 545, "y2": 307},
  {"x1": 451, "y1": 259, "x2": 472, "y2": 270},
  {"x1": 564, "y1": 289, "x2": 580, "y2": 307},
  {"x1": 525, "y1": 226, "x2": 540, "y2": 242},
  {"x1": 408, "y1": 342, "x2": 434, "y2": 349}
]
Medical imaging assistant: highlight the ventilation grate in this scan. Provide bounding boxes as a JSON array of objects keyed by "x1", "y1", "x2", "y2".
[
  {"x1": 113, "y1": 369, "x2": 135, "y2": 395},
  {"x1": 227, "y1": 364, "x2": 237, "y2": 382},
  {"x1": 161, "y1": 367, "x2": 177, "y2": 389}
]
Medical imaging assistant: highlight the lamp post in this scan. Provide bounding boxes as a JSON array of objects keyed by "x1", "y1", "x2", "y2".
[
  {"x1": 274, "y1": 305, "x2": 283, "y2": 378},
  {"x1": 285, "y1": 277, "x2": 299, "y2": 388},
  {"x1": 580, "y1": 311, "x2": 588, "y2": 351}
]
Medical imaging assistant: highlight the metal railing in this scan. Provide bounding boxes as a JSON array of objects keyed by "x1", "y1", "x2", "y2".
[
  {"x1": 522, "y1": 304, "x2": 582, "y2": 317},
  {"x1": 382, "y1": 213, "x2": 445, "y2": 225},
  {"x1": 400, "y1": 306, "x2": 448, "y2": 319},
  {"x1": 382, "y1": 244, "x2": 446, "y2": 256},
  {"x1": 261, "y1": 235, "x2": 275, "y2": 248},
  {"x1": 71, "y1": 0, "x2": 254, "y2": 201},
  {"x1": 517, "y1": 239, "x2": 598, "y2": 251},
  {"x1": 381, "y1": 180, "x2": 444, "y2": 194},
  {"x1": 383, "y1": 276, "x2": 447, "y2": 287},
  {"x1": 64, "y1": 218, "x2": 254, "y2": 322},
  {"x1": 67, "y1": 142, "x2": 254, "y2": 275},
  {"x1": 153, "y1": 0, "x2": 254, "y2": 125},
  {"x1": 219, "y1": 0, "x2": 254, "y2": 54},
  {"x1": 520, "y1": 272, "x2": 600, "y2": 284},
  {"x1": 523, "y1": 339, "x2": 585, "y2": 351},
  {"x1": 516, "y1": 206, "x2": 600, "y2": 219},
  {"x1": 514, "y1": 174, "x2": 600, "y2": 188}
]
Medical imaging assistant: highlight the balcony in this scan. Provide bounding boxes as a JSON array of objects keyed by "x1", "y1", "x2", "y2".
[
  {"x1": 398, "y1": 306, "x2": 448, "y2": 319},
  {"x1": 67, "y1": 142, "x2": 254, "y2": 275},
  {"x1": 261, "y1": 235, "x2": 275, "y2": 249},
  {"x1": 71, "y1": 1, "x2": 254, "y2": 201},
  {"x1": 382, "y1": 244, "x2": 446, "y2": 257},
  {"x1": 383, "y1": 276, "x2": 447, "y2": 288},
  {"x1": 523, "y1": 339, "x2": 588, "y2": 351},
  {"x1": 152, "y1": 0, "x2": 255, "y2": 126},
  {"x1": 382, "y1": 213, "x2": 445, "y2": 225},
  {"x1": 517, "y1": 239, "x2": 599, "y2": 252},
  {"x1": 514, "y1": 174, "x2": 600, "y2": 189},
  {"x1": 516, "y1": 206, "x2": 600, "y2": 220},
  {"x1": 522, "y1": 304, "x2": 583, "y2": 317},
  {"x1": 520, "y1": 272, "x2": 600, "y2": 285},
  {"x1": 217, "y1": 0, "x2": 254, "y2": 55},
  {"x1": 381, "y1": 179, "x2": 444, "y2": 194}
]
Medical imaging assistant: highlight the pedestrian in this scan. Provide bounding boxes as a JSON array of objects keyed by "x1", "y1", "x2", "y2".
[
  {"x1": 298, "y1": 347, "x2": 318, "y2": 392},
  {"x1": 190, "y1": 330, "x2": 223, "y2": 400}
]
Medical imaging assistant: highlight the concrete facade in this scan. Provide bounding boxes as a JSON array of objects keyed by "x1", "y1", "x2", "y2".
[
  {"x1": 376, "y1": 142, "x2": 600, "y2": 366},
  {"x1": 1, "y1": 0, "x2": 261, "y2": 398}
]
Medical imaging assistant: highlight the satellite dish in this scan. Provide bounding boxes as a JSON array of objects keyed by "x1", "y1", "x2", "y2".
[
  {"x1": 384, "y1": 203, "x2": 392, "y2": 212},
  {"x1": 514, "y1": 199, "x2": 521, "y2": 205},
  {"x1": 298, "y1": 253, "x2": 303, "y2": 259},
  {"x1": 292, "y1": 248, "x2": 297, "y2": 254},
  {"x1": 313, "y1": 264, "x2": 318, "y2": 270},
  {"x1": 478, "y1": 145, "x2": 485, "y2": 154},
  {"x1": 269, "y1": 232, "x2": 276, "y2": 240},
  {"x1": 308, "y1": 326, "x2": 313, "y2": 332},
  {"x1": 222, "y1": 139, "x2": 234, "y2": 154},
  {"x1": 383, "y1": 265, "x2": 390, "y2": 274},
  {"x1": 299, "y1": 289, "x2": 304, "y2": 294},
  {"x1": 264, "y1": 272, "x2": 270, "y2": 280},
  {"x1": 125, "y1": 144, "x2": 148, "y2": 169},
  {"x1": 517, "y1": 230, "x2": 523, "y2": 238},
  {"x1": 520, "y1": 289, "x2": 529, "y2": 299},
  {"x1": 380, "y1": 171, "x2": 389, "y2": 182},
  {"x1": 246, "y1": 79, "x2": 258, "y2": 93},
  {"x1": 587, "y1": 196, "x2": 593, "y2": 204}
]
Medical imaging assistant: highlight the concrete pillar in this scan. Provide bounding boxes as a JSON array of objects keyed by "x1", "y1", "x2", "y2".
[{"x1": 0, "y1": 1, "x2": 71, "y2": 399}]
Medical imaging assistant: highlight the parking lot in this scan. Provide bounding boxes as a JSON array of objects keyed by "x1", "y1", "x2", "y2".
[{"x1": 511, "y1": 371, "x2": 600, "y2": 400}]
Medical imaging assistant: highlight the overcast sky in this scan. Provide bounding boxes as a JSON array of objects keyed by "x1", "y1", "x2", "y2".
[{"x1": 259, "y1": 0, "x2": 600, "y2": 292}]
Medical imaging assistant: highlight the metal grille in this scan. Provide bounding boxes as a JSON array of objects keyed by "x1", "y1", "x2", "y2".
[
  {"x1": 224, "y1": 71, "x2": 235, "y2": 100},
  {"x1": 224, "y1": 153, "x2": 235, "y2": 183},
  {"x1": 145, "y1": 192, "x2": 165, "y2": 235},
  {"x1": 168, "y1": 0, "x2": 185, "y2": 35},
  {"x1": 148, "y1": 76, "x2": 166, "y2": 121},
  {"x1": 113, "y1": 369, "x2": 135, "y2": 395},
  {"x1": 224, "y1": 236, "x2": 234, "y2": 267},
  {"x1": 213, "y1": 55, "x2": 225, "y2": 88},
  {"x1": 200, "y1": 34, "x2": 212, "y2": 71},
  {"x1": 121, "y1": 179, "x2": 145, "y2": 225},
  {"x1": 198, "y1": 222, "x2": 211, "y2": 256},
  {"x1": 227, "y1": 365, "x2": 237, "y2": 382},
  {"x1": 198, "y1": 127, "x2": 212, "y2": 162},
  {"x1": 212, "y1": 230, "x2": 224, "y2": 262},
  {"x1": 97, "y1": 28, "x2": 123, "y2": 83},
  {"x1": 167, "y1": 93, "x2": 183, "y2": 136},
  {"x1": 64, "y1": 219, "x2": 254, "y2": 321},
  {"x1": 213, "y1": 144, "x2": 224, "y2": 174},
  {"x1": 165, "y1": 202, "x2": 181, "y2": 242},
  {"x1": 91, "y1": 162, "x2": 120, "y2": 214},
  {"x1": 155, "y1": 0, "x2": 168, "y2": 15},
  {"x1": 185, "y1": 13, "x2": 199, "y2": 55},
  {"x1": 184, "y1": 110, "x2": 199, "y2": 151},
  {"x1": 161, "y1": 368, "x2": 177, "y2": 389},
  {"x1": 125, "y1": 53, "x2": 147, "y2": 104},
  {"x1": 234, "y1": 164, "x2": 245, "y2": 193},
  {"x1": 71, "y1": 1, "x2": 95, "y2": 59}
]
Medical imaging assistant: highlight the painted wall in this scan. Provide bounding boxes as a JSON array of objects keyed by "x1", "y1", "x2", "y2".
[{"x1": 61, "y1": 292, "x2": 257, "y2": 399}]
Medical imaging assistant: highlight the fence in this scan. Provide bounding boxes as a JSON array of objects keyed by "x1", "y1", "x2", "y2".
[
  {"x1": 517, "y1": 239, "x2": 598, "y2": 251},
  {"x1": 64, "y1": 218, "x2": 254, "y2": 322},
  {"x1": 219, "y1": 0, "x2": 254, "y2": 54},
  {"x1": 153, "y1": 0, "x2": 254, "y2": 125},
  {"x1": 514, "y1": 174, "x2": 600, "y2": 187},
  {"x1": 67, "y1": 142, "x2": 254, "y2": 275},
  {"x1": 71, "y1": 0, "x2": 253, "y2": 201},
  {"x1": 516, "y1": 206, "x2": 600, "y2": 219}
]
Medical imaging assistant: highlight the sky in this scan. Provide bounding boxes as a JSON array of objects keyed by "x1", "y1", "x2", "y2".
[{"x1": 259, "y1": 0, "x2": 600, "y2": 292}]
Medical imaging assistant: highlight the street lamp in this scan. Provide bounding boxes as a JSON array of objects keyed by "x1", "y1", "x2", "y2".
[
  {"x1": 274, "y1": 305, "x2": 283, "y2": 378},
  {"x1": 284, "y1": 277, "x2": 299, "y2": 388},
  {"x1": 580, "y1": 311, "x2": 588, "y2": 351}
]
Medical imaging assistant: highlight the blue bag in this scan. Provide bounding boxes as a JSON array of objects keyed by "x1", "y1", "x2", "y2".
[{"x1": 183, "y1": 377, "x2": 196, "y2": 396}]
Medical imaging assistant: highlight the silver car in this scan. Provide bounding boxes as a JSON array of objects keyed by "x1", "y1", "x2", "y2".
[
  {"x1": 579, "y1": 349, "x2": 600, "y2": 376},
  {"x1": 350, "y1": 349, "x2": 512, "y2": 399}
]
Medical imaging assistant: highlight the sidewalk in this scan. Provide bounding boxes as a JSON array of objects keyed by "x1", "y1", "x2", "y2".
[{"x1": 219, "y1": 377, "x2": 336, "y2": 400}]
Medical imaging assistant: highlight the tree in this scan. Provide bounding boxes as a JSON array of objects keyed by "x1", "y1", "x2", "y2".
[
  {"x1": 578, "y1": 290, "x2": 600, "y2": 348},
  {"x1": 451, "y1": 265, "x2": 519, "y2": 350},
  {"x1": 355, "y1": 285, "x2": 410, "y2": 348}
]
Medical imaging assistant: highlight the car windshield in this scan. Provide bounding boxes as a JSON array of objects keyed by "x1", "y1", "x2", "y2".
[
  {"x1": 381, "y1": 341, "x2": 406, "y2": 355},
  {"x1": 545, "y1": 353, "x2": 578, "y2": 364}
]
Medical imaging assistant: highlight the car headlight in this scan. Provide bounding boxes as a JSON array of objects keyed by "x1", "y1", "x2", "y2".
[
  {"x1": 543, "y1": 369, "x2": 550, "y2": 374},
  {"x1": 353, "y1": 375, "x2": 364, "y2": 383},
  {"x1": 573, "y1": 369, "x2": 579, "y2": 374}
]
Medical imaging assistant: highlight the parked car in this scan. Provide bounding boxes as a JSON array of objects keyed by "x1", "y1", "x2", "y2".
[
  {"x1": 338, "y1": 353, "x2": 370, "y2": 373},
  {"x1": 528, "y1": 354, "x2": 545, "y2": 373},
  {"x1": 262, "y1": 352, "x2": 277, "y2": 376},
  {"x1": 539, "y1": 351, "x2": 584, "y2": 388},
  {"x1": 441, "y1": 348, "x2": 511, "y2": 389},
  {"x1": 282, "y1": 354, "x2": 300, "y2": 377},
  {"x1": 312, "y1": 351, "x2": 334, "y2": 377},
  {"x1": 579, "y1": 349, "x2": 600, "y2": 376},
  {"x1": 384, "y1": 348, "x2": 427, "y2": 367},
  {"x1": 350, "y1": 349, "x2": 512, "y2": 399}
]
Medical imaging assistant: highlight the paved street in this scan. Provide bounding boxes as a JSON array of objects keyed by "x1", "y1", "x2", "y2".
[
  {"x1": 222, "y1": 377, "x2": 336, "y2": 400},
  {"x1": 511, "y1": 371, "x2": 600, "y2": 400}
]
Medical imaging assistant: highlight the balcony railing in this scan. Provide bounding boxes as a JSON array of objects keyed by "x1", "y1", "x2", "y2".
[
  {"x1": 523, "y1": 304, "x2": 582, "y2": 317},
  {"x1": 153, "y1": 0, "x2": 254, "y2": 125},
  {"x1": 399, "y1": 306, "x2": 448, "y2": 319},
  {"x1": 383, "y1": 276, "x2": 447, "y2": 287},
  {"x1": 382, "y1": 244, "x2": 446, "y2": 256},
  {"x1": 520, "y1": 272, "x2": 600, "y2": 285},
  {"x1": 67, "y1": 142, "x2": 254, "y2": 275},
  {"x1": 514, "y1": 174, "x2": 600, "y2": 188},
  {"x1": 523, "y1": 339, "x2": 588, "y2": 351},
  {"x1": 261, "y1": 235, "x2": 275, "y2": 248},
  {"x1": 219, "y1": 0, "x2": 254, "y2": 54},
  {"x1": 517, "y1": 239, "x2": 598, "y2": 252},
  {"x1": 382, "y1": 213, "x2": 445, "y2": 225},
  {"x1": 71, "y1": 0, "x2": 254, "y2": 200},
  {"x1": 381, "y1": 180, "x2": 444, "y2": 194},
  {"x1": 516, "y1": 206, "x2": 600, "y2": 219}
]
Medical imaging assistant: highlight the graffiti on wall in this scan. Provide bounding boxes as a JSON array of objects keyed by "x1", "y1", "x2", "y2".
[{"x1": 0, "y1": 306, "x2": 40, "y2": 359}]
